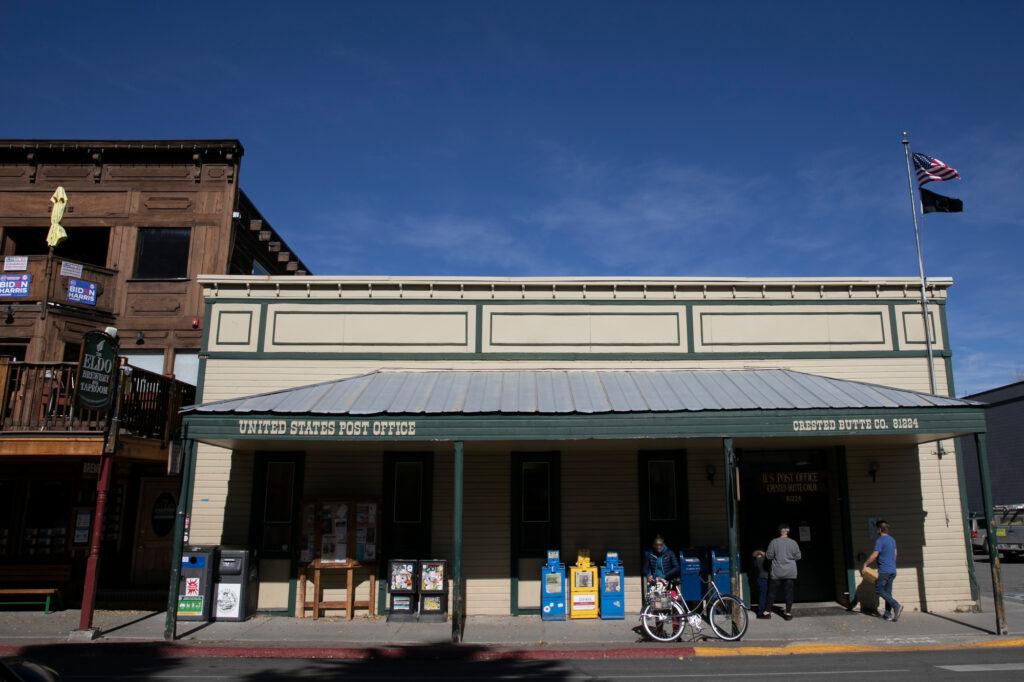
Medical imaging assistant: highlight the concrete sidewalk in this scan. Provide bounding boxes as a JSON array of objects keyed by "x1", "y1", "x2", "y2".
[{"x1": 0, "y1": 595, "x2": 1019, "y2": 654}]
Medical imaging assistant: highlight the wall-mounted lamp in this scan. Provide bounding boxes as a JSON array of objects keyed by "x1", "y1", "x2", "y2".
[
  {"x1": 191, "y1": 316, "x2": 200, "y2": 330},
  {"x1": 3, "y1": 305, "x2": 12, "y2": 324},
  {"x1": 135, "y1": 331, "x2": 145, "y2": 345},
  {"x1": 868, "y1": 461, "x2": 880, "y2": 483},
  {"x1": 705, "y1": 464, "x2": 717, "y2": 486}
]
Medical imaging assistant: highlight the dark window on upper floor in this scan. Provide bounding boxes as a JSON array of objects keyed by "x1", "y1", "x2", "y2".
[
  {"x1": 4, "y1": 226, "x2": 110, "y2": 268},
  {"x1": 134, "y1": 227, "x2": 190, "y2": 279}
]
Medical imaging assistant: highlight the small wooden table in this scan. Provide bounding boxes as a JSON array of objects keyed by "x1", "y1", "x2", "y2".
[{"x1": 297, "y1": 560, "x2": 376, "y2": 620}]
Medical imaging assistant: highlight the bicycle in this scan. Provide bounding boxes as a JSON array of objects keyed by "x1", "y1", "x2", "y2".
[{"x1": 640, "y1": 575, "x2": 749, "y2": 642}]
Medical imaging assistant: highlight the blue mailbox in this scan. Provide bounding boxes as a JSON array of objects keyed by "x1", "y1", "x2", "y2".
[
  {"x1": 679, "y1": 548, "x2": 703, "y2": 604},
  {"x1": 708, "y1": 548, "x2": 731, "y2": 595},
  {"x1": 541, "y1": 549, "x2": 567, "y2": 620},
  {"x1": 598, "y1": 551, "x2": 624, "y2": 619}
]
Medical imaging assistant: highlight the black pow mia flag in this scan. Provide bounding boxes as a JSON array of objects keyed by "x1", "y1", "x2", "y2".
[{"x1": 920, "y1": 187, "x2": 963, "y2": 214}]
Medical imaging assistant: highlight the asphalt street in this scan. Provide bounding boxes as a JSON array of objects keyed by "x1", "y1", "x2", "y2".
[
  {"x1": 8, "y1": 646, "x2": 1024, "y2": 681},
  {"x1": 975, "y1": 554, "x2": 1024, "y2": 603}
]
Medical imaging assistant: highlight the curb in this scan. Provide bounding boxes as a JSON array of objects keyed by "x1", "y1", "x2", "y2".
[
  {"x1": 3, "y1": 637, "x2": 1024, "y2": 661},
  {"x1": 0, "y1": 642, "x2": 698, "y2": 661},
  {"x1": 2, "y1": 634, "x2": 1024, "y2": 659}
]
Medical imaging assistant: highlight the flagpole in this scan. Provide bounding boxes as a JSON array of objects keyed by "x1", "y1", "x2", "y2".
[{"x1": 901, "y1": 131, "x2": 938, "y2": 396}]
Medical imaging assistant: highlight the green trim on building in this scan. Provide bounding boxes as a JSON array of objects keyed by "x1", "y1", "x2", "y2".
[
  {"x1": 256, "y1": 303, "x2": 268, "y2": 353},
  {"x1": 202, "y1": 296, "x2": 946, "y2": 307},
  {"x1": 474, "y1": 304, "x2": 483, "y2": 354},
  {"x1": 685, "y1": 304, "x2": 695, "y2": 353},
  {"x1": 888, "y1": 305, "x2": 901, "y2": 352},
  {"x1": 183, "y1": 406, "x2": 985, "y2": 444},
  {"x1": 204, "y1": 349, "x2": 951, "y2": 362}
]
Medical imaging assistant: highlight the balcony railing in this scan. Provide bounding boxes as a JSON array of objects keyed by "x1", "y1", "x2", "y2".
[
  {"x1": 0, "y1": 360, "x2": 195, "y2": 444},
  {"x1": 4, "y1": 256, "x2": 117, "y2": 315}
]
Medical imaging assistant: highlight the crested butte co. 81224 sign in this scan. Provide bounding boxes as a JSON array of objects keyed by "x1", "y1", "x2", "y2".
[{"x1": 791, "y1": 416, "x2": 920, "y2": 433}]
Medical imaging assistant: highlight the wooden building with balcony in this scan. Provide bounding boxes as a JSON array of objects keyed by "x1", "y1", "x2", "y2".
[{"x1": 0, "y1": 139, "x2": 310, "y2": 605}]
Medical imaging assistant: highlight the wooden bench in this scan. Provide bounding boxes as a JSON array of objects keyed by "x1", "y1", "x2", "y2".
[{"x1": 0, "y1": 564, "x2": 72, "y2": 613}]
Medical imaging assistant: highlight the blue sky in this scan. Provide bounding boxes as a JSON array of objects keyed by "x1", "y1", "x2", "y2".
[{"x1": 3, "y1": 2, "x2": 1022, "y2": 395}]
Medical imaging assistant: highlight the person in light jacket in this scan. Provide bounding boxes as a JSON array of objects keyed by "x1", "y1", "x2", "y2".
[{"x1": 763, "y1": 523, "x2": 801, "y2": 620}]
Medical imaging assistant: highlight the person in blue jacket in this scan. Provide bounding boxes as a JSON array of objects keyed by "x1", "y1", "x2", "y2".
[{"x1": 643, "y1": 535, "x2": 680, "y2": 584}]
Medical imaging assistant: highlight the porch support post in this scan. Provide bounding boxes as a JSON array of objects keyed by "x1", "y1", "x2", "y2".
[
  {"x1": 723, "y1": 437, "x2": 740, "y2": 596},
  {"x1": 836, "y1": 446, "x2": 857, "y2": 609},
  {"x1": 164, "y1": 437, "x2": 197, "y2": 641},
  {"x1": 954, "y1": 444, "x2": 980, "y2": 602},
  {"x1": 451, "y1": 440, "x2": 465, "y2": 643},
  {"x1": 975, "y1": 432, "x2": 1007, "y2": 635}
]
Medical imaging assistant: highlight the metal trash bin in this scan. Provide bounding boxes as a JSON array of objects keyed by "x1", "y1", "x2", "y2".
[
  {"x1": 215, "y1": 548, "x2": 259, "y2": 621},
  {"x1": 177, "y1": 546, "x2": 217, "y2": 622}
]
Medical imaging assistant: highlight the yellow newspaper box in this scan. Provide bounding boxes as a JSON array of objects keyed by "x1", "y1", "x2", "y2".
[{"x1": 569, "y1": 549, "x2": 598, "y2": 619}]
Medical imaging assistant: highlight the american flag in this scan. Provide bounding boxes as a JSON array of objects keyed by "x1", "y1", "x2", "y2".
[{"x1": 913, "y1": 152, "x2": 960, "y2": 185}]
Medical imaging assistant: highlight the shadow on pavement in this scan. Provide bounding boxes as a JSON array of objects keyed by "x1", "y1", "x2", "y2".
[
  {"x1": 15, "y1": 641, "x2": 573, "y2": 681},
  {"x1": 924, "y1": 610, "x2": 997, "y2": 636},
  {"x1": 99, "y1": 610, "x2": 163, "y2": 637}
]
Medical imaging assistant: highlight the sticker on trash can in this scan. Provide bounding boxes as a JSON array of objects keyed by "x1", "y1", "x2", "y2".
[
  {"x1": 185, "y1": 577, "x2": 201, "y2": 596},
  {"x1": 216, "y1": 584, "x2": 241, "y2": 618},
  {"x1": 177, "y1": 596, "x2": 204, "y2": 617}
]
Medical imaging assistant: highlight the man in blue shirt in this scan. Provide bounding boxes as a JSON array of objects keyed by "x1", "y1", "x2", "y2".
[{"x1": 863, "y1": 520, "x2": 902, "y2": 622}]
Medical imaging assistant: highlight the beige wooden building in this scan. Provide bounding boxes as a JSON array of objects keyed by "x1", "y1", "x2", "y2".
[{"x1": 168, "y1": 274, "x2": 1003, "y2": 638}]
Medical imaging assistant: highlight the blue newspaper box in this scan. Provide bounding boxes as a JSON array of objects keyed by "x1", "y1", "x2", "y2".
[
  {"x1": 679, "y1": 548, "x2": 703, "y2": 603},
  {"x1": 541, "y1": 549, "x2": 566, "y2": 621},
  {"x1": 598, "y1": 551, "x2": 624, "y2": 619},
  {"x1": 709, "y1": 548, "x2": 731, "y2": 595}
]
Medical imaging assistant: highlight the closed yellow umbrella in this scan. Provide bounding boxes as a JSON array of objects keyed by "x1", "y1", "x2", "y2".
[{"x1": 47, "y1": 186, "x2": 68, "y2": 248}]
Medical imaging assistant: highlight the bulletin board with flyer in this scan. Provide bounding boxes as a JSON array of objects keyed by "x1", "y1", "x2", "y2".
[{"x1": 299, "y1": 500, "x2": 379, "y2": 565}]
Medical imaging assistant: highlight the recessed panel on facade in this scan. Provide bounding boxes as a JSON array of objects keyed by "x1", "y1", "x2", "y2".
[
  {"x1": 484, "y1": 305, "x2": 686, "y2": 353},
  {"x1": 265, "y1": 304, "x2": 474, "y2": 353},
  {"x1": 694, "y1": 305, "x2": 891, "y2": 352}
]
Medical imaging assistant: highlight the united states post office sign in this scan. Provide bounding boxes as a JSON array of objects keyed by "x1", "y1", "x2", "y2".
[{"x1": 237, "y1": 418, "x2": 417, "y2": 438}]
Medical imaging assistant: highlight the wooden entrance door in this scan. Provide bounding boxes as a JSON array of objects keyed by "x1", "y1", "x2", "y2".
[{"x1": 131, "y1": 477, "x2": 179, "y2": 586}]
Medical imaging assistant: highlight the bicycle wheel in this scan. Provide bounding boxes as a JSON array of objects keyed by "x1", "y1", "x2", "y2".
[
  {"x1": 707, "y1": 595, "x2": 749, "y2": 641},
  {"x1": 641, "y1": 600, "x2": 686, "y2": 642}
]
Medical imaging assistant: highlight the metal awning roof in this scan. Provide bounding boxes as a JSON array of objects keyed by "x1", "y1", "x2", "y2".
[{"x1": 186, "y1": 369, "x2": 976, "y2": 417}]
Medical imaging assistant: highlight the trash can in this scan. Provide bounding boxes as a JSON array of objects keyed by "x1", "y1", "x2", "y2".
[
  {"x1": 177, "y1": 546, "x2": 217, "y2": 622},
  {"x1": 215, "y1": 548, "x2": 259, "y2": 622},
  {"x1": 708, "y1": 548, "x2": 731, "y2": 596},
  {"x1": 540, "y1": 550, "x2": 566, "y2": 621},
  {"x1": 679, "y1": 548, "x2": 703, "y2": 603},
  {"x1": 598, "y1": 551, "x2": 624, "y2": 619}
]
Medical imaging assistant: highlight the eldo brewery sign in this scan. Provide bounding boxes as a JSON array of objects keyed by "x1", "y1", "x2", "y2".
[{"x1": 76, "y1": 331, "x2": 119, "y2": 410}]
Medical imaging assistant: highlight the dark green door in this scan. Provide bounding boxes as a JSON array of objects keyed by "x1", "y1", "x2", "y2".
[{"x1": 739, "y1": 450, "x2": 835, "y2": 603}]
